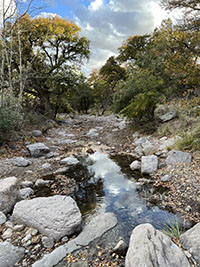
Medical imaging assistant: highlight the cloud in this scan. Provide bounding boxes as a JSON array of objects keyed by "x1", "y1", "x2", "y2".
[
  {"x1": 67, "y1": 0, "x2": 165, "y2": 75},
  {"x1": 35, "y1": 12, "x2": 61, "y2": 18}
]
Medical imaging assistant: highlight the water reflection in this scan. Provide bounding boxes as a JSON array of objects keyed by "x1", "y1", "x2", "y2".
[{"x1": 69, "y1": 151, "x2": 182, "y2": 238}]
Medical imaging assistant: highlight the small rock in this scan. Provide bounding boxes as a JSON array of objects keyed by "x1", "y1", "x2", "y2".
[
  {"x1": 135, "y1": 137, "x2": 148, "y2": 146},
  {"x1": 54, "y1": 167, "x2": 69, "y2": 175},
  {"x1": 35, "y1": 179, "x2": 52, "y2": 187},
  {"x1": 26, "y1": 143, "x2": 50, "y2": 158},
  {"x1": 20, "y1": 187, "x2": 34, "y2": 199},
  {"x1": 42, "y1": 236, "x2": 54, "y2": 248},
  {"x1": 158, "y1": 162, "x2": 167, "y2": 169},
  {"x1": 61, "y1": 236, "x2": 69, "y2": 243},
  {"x1": 113, "y1": 240, "x2": 128, "y2": 256},
  {"x1": 22, "y1": 234, "x2": 32, "y2": 243},
  {"x1": 5, "y1": 221, "x2": 13, "y2": 228},
  {"x1": 86, "y1": 128, "x2": 99, "y2": 136},
  {"x1": 166, "y1": 150, "x2": 192, "y2": 164},
  {"x1": 0, "y1": 211, "x2": 6, "y2": 225},
  {"x1": 21, "y1": 181, "x2": 33, "y2": 188},
  {"x1": 31, "y1": 130, "x2": 42, "y2": 137},
  {"x1": 13, "y1": 225, "x2": 25, "y2": 232},
  {"x1": 138, "y1": 178, "x2": 151, "y2": 184},
  {"x1": 141, "y1": 155, "x2": 158, "y2": 174},
  {"x1": 161, "y1": 175, "x2": 172, "y2": 182},
  {"x1": 26, "y1": 228, "x2": 38, "y2": 236},
  {"x1": 13, "y1": 157, "x2": 31, "y2": 167},
  {"x1": 60, "y1": 156, "x2": 79, "y2": 165},
  {"x1": 185, "y1": 206, "x2": 192, "y2": 212},
  {"x1": 2, "y1": 228, "x2": 13, "y2": 239},
  {"x1": 42, "y1": 163, "x2": 51, "y2": 169},
  {"x1": 132, "y1": 132, "x2": 139, "y2": 139},
  {"x1": 159, "y1": 110, "x2": 177, "y2": 122},
  {"x1": 130, "y1": 160, "x2": 141, "y2": 170}
]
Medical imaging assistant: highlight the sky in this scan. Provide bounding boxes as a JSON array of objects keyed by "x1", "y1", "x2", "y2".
[
  {"x1": 43, "y1": 0, "x2": 168, "y2": 75},
  {"x1": 0, "y1": 0, "x2": 180, "y2": 76}
]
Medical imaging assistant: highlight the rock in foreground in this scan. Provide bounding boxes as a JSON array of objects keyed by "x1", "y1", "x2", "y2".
[
  {"x1": 32, "y1": 212, "x2": 117, "y2": 267},
  {"x1": 12, "y1": 195, "x2": 82, "y2": 241},
  {"x1": 181, "y1": 222, "x2": 200, "y2": 264},
  {"x1": 0, "y1": 241, "x2": 25, "y2": 267},
  {"x1": 75, "y1": 212, "x2": 118, "y2": 246},
  {"x1": 125, "y1": 223, "x2": 190, "y2": 267},
  {"x1": 0, "y1": 177, "x2": 19, "y2": 214}
]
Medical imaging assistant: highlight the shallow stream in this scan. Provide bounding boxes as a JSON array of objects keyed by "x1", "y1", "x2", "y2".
[{"x1": 66, "y1": 151, "x2": 182, "y2": 242}]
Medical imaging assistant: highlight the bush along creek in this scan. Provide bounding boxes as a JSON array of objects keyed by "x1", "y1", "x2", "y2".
[{"x1": 0, "y1": 115, "x2": 199, "y2": 267}]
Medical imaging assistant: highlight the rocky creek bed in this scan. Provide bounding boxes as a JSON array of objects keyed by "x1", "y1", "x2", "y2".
[{"x1": 0, "y1": 114, "x2": 199, "y2": 267}]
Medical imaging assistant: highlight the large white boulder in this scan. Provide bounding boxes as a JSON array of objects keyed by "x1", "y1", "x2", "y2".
[
  {"x1": 12, "y1": 195, "x2": 82, "y2": 241},
  {"x1": 0, "y1": 177, "x2": 19, "y2": 214},
  {"x1": 125, "y1": 224, "x2": 190, "y2": 267}
]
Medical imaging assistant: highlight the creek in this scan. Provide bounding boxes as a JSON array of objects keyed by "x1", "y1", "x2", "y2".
[{"x1": 66, "y1": 151, "x2": 182, "y2": 243}]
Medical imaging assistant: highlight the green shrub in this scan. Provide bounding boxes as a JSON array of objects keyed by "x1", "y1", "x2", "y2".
[
  {"x1": 121, "y1": 90, "x2": 159, "y2": 122},
  {"x1": 0, "y1": 106, "x2": 22, "y2": 143},
  {"x1": 113, "y1": 68, "x2": 164, "y2": 122}
]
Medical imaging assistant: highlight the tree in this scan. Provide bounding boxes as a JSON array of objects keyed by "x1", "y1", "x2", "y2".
[
  {"x1": 161, "y1": 0, "x2": 200, "y2": 11},
  {"x1": 5, "y1": 14, "x2": 90, "y2": 116},
  {"x1": 118, "y1": 35, "x2": 150, "y2": 63},
  {"x1": 69, "y1": 74, "x2": 94, "y2": 114}
]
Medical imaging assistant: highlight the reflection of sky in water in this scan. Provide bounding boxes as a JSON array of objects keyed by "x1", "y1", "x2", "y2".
[
  {"x1": 77, "y1": 151, "x2": 182, "y2": 233},
  {"x1": 89, "y1": 152, "x2": 136, "y2": 196}
]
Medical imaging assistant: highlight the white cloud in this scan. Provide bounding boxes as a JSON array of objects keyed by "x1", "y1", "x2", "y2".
[
  {"x1": 89, "y1": 0, "x2": 104, "y2": 11},
  {"x1": 35, "y1": 12, "x2": 61, "y2": 18},
  {"x1": 70, "y1": 0, "x2": 164, "y2": 75}
]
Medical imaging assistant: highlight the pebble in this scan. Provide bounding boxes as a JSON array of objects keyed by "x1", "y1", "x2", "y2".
[
  {"x1": 13, "y1": 225, "x2": 25, "y2": 232},
  {"x1": 42, "y1": 236, "x2": 54, "y2": 248},
  {"x1": 35, "y1": 179, "x2": 52, "y2": 187},
  {"x1": 42, "y1": 163, "x2": 51, "y2": 169},
  {"x1": 185, "y1": 206, "x2": 192, "y2": 212},
  {"x1": 0, "y1": 211, "x2": 6, "y2": 225},
  {"x1": 2, "y1": 228, "x2": 13, "y2": 239},
  {"x1": 22, "y1": 234, "x2": 32, "y2": 243},
  {"x1": 5, "y1": 221, "x2": 13, "y2": 228},
  {"x1": 161, "y1": 174, "x2": 172, "y2": 182},
  {"x1": 26, "y1": 228, "x2": 38, "y2": 236},
  {"x1": 21, "y1": 181, "x2": 34, "y2": 188},
  {"x1": 61, "y1": 236, "x2": 69, "y2": 243}
]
